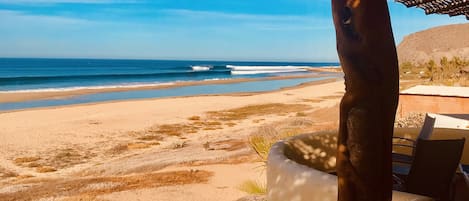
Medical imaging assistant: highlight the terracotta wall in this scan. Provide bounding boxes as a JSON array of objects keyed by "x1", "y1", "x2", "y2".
[{"x1": 398, "y1": 94, "x2": 469, "y2": 117}]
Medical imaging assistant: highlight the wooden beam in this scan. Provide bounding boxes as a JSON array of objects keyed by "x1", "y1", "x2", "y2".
[{"x1": 332, "y1": 0, "x2": 399, "y2": 200}]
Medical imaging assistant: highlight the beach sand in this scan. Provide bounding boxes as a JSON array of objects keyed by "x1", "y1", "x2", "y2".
[{"x1": 0, "y1": 79, "x2": 345, "y2": 201}]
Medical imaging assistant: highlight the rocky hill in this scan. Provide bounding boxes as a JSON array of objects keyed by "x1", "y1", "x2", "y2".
[{"x1": 397, "y1": 23, "x2": 469, "y2": 64}]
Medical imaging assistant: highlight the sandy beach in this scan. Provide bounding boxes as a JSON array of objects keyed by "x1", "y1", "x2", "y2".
[{"x1": 0, "y1": 79, "x2": 345, "y2": 201}]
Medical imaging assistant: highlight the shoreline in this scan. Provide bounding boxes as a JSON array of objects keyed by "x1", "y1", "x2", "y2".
[{"x1": 0, "y1": 76, "x2": 342, "y2": 114}]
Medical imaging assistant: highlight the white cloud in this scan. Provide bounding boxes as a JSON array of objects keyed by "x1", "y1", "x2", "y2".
[
  {"x1": 160, "y1": 9, "x2": 333, "y2": 32},
  {"x1": 0, "y1": 9, "x2": 91, "y2": 25}
]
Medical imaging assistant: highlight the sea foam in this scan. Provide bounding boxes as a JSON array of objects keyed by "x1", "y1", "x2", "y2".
[
  {"x1": 191, "y1": 65, "x2": 212, "y2": 71},
  {"x1": 227, "y1": 65, "x2": 311, "y2": 75}
]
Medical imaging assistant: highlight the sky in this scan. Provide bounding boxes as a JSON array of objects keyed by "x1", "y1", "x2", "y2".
[{"x1": 0, "y1": 0, "x2": 466, "y2": 62}]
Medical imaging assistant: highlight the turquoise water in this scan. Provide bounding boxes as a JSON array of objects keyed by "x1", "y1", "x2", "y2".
[{"x1": 0, "y1": 58, "x2": 341, "y2": 111}]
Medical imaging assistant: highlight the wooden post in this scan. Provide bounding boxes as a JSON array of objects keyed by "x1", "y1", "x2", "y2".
[{"x1": 331, "y1": 0, "x2": 399, "y2": 201}]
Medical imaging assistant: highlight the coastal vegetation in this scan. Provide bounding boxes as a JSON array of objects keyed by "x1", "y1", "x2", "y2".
[
  {"x1": 400, "y1": 56, "x2": 469, "y2": 87},
  {"x1": 243, "y1": 103, "x2": 341, "y2": 197},
  {"x1": 207, "y1": 103, "x2": 311, "y2": 121}
]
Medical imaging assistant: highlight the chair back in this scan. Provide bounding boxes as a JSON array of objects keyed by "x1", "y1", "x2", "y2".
[
  {"x1": 417, "y1": 114, "x2": 436, "y2": 140},
  {"x1": 406, "y1": 138, "x2": 465, "y2": 200}
]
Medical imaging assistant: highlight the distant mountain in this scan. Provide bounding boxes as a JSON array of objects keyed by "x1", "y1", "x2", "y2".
[{"x1": 397, "y1": 23, "x2": 469, "y2": 64}]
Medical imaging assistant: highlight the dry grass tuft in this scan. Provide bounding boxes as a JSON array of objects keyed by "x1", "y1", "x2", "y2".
[
  {"x1": 205, "y1": 121, "x2": 222, "y2": 126},
  {"x1": 302, "y1": 98, "x2": 323, "y2": 103},
  {"x1": 48, "y1": 148, "x2": 94, "y2": 169},
  {"x1": 16, "y1": 174, "x2": 34, "y2": 179},
  {"x1": 208, "y1": 139, "x2": 247, "y2": 151},
  {"x1": 320, "y1": 95, "x2": 343, "y2": 100},
  {"x1": 188, "y1": 116, "x2": 201, "y2": 121},
  {"x1": 107, "y1": 144, "x2": 128, "y2": 155},
  {"x1": 153, "y1": 124, "x2": 185, "y2": 136},
  {"x1": 181, "y1": 154, "x2": 260, "y2": 167},
  {"x1": 127, "y1": 142, "x2": 151, "y2": 150},
  {"x1": 137, "y1": 134, "x2": 163, "y2": 141},
  {"x1": 13, "y1": 148, "x2": 97, "y2": 171},
  {"x1": 62, "y1": 195, "x2": 106, "y2": 201},
  {"x1": 208, "y1": 103, "x2": 311, "y2": 121},
  {"x1": 288, "y1": 118, "x2": 314, "y2": 127},
  {"x1": 0, "y1": 170, "x2": 213, "y2": 200},
  {"x1": 152, "y1": 124, "x2": 199, "y2": 136},
  {"x1": 238, "y1": 180, "x2": 267, "y2": 195},
  {"x1": 225, "y1": 122, "x2": 237, "y2": 127},
  {"x1": 55, "y1": 149, "x2": 82, "y2": 161},
  {"x1": 249, "y1": 135, "x2": 276, "y2": 162},
  {"x1": 36, "y1": 166, "x2": 57, "y2": 173},
  {"x1": 296, "y1": 112, "x2": 307, "y2": 117},
  {"x1": 0, "y1": 167, "x2": 19, "y2": 178},
  {"x1": 202, "y1": 127, "x2": 222, "y2": 131},
  {"x1": 13, "y1": 157, "x2": 41, "y2": 165},
  {"x1": 26, "y1": 162, "x2": 41, "y2": 168}
]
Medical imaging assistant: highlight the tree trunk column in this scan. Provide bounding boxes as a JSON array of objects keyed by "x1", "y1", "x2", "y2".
[{"x1": 331, "y1": 0, "x2": 399, "y2": 201}]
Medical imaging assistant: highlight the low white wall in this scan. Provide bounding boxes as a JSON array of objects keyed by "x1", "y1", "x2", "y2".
[
  {"x1": 267, "y1": 135, "x2": 434, "y2": 201},
  {"x1": 432, "y1": 113, "x2": 469, "y2": 130}
]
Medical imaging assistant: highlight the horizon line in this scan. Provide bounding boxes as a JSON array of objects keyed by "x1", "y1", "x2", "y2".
[{"x1": 0, "y1": 56, "x2": 340, "y2": 63}]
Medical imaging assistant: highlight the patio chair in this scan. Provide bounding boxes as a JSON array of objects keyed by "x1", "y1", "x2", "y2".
[
  {"x1": 455, "y1": 164, "x2": 469, "y2": 200},
  {"x1": 392, "y1": 113, "x2": 436, "y2": 165},
  {"x1": 394, "y1": 138, "x2": 465, "y2": 201}
]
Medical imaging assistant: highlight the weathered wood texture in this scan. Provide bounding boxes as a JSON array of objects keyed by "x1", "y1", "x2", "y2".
[
  {"x1": 331, "y1": 0, "x2": 399, "y2": 201},
  {"x1": 396, "y1": 0, "x2": 469, "y2": 19}
]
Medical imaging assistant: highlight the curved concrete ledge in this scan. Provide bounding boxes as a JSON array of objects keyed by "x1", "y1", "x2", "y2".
[{"x1": 267, "y1": 133, "x2": 434, "y2": 201}]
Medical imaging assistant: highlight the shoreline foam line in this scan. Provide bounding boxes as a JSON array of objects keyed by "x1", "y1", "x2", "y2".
[{"x1": 0, "y1": 82, "x2": 177, "y2": 93}]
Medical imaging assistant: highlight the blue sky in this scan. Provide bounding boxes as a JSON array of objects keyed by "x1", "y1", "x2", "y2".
[{"x1": 0, "y1": 0, "x2": 466, "y2": 62}]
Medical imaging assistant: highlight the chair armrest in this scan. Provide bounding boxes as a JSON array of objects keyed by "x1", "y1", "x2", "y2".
[
  {"x1": 393, "y1": 136, "x2": 417, "y2": 143},
  {"x1": 393, "y1": 144, "x2": 416, "y2": 149}
]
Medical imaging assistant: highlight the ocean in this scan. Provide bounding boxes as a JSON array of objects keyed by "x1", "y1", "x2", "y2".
[{"x1": 0, "y1": 58, "x2": 340, "y2": 111}]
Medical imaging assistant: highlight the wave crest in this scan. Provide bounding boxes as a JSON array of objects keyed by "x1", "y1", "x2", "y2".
[
  {"x1": 227, "y1": 65, "x2": 311, "y2": 75},
  {"x1": 191, "y1": 65, "x2": 212, "y2": 71}
]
